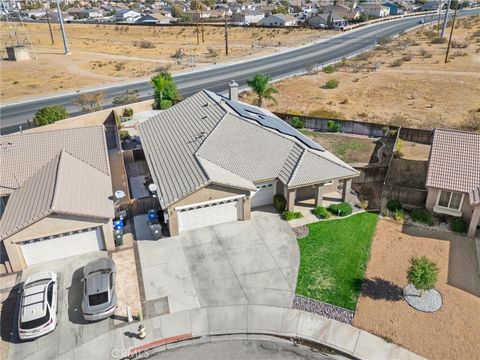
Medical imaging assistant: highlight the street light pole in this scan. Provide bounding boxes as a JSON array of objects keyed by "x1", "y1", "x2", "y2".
[
  {"x1": 441, "y1": 0, "x2": 452, "y2": 38},
  {"x1": 55, "y1": 0, "x2": 70, "y2": 54},
  {"x1": 445, "y1": 4, "x2": 458, "y2": 63}
]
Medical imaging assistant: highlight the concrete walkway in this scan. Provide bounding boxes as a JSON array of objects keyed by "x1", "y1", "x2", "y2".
[{"x1": 59, "y1": 304, "x2": 425, "y2": 360}]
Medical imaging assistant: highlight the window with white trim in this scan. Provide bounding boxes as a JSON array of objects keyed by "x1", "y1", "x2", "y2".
[{"x1": 437, "y1": 191, "x2": 463, "y2": 210}]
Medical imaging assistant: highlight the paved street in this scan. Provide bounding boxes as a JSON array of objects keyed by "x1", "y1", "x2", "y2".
[
  {"x1": 6, "y1": 252, "x2": 114, "y2": 360},
  {"x1": 135, "y1": 208, "x2": 299, "y2": 314}
]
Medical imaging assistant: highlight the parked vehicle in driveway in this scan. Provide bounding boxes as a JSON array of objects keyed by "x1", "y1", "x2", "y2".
[
  {"x1": 82, "y1": 258, "x2": 116, "y2": 321},
  {"x1": 18, "y1": 271, "x2": 58, "y2": 340}
]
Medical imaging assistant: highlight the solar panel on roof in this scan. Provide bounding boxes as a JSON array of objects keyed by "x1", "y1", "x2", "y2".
[{"x1": 223, "y1": 99, "x2": 324, "y2": 152}]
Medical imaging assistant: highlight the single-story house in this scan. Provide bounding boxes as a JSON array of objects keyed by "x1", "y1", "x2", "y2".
[
  {"x1": 358, "y1": 4, "x2": 390, "y2": 18},
  {"x1": 425, "y1": 129, "x2": 480, "y2": 237},
  {"x1": 138, "y1": 83, "x2": 359, "y2": 236},
  {"x1": 383, "y1": 2, "x2": 404, "y2": 15},
  {"x1": 114, "y1": 9, "x2": 141, "y2": 22},
  {"x1": 308, "y1": 13, "x2": 347, "y2": 28},
  {"x1": 136, "y1": 13, "x2": 172, "y2": 24},
  {"x1": 320, "y1": 5, "x2": 361, "y2": 21},
  {"x1": 231, "y1": 10, "x2": 265, "y2": 25},
  {"x1": 261, "y1": 13, "x2": 297, "y2": 26},
  {"x1": 0, "y1": 126, "x2": 115, "y2": 271},
  {"x1": 420, "y1": 1, "x2": 446, "y2": 11}
]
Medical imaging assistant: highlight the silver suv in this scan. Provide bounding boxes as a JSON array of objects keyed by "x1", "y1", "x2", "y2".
[
  {"x1": 82, "y1": 258, "x2": 116, "y2": 321},
  {"x1": 18, "y1": 271, "x2": 58, "y2": 340}
]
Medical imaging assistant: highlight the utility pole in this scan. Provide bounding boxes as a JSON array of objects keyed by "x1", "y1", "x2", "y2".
[
  {"x1": 436, "y1": 2, "x2": 442, "y2": 35},
  {"x1": 200, "y1": 7, "x2": 205, "y2": 43},
  {"x1": 441, "y1": 0, "x2": 452, "y2": 38},
  {"x1": 224, "y1": 12, "x2": 229, "y2": 55},
  {"x1": 195, "y1": 7, "x2": 200, "y2": 45},
  {"x1": 55, "y1": 0, "x2": 70, "y2": 54},
  {"x1": 445, "y1": 4, "x2": 458, "y2": 63},
  {"x1": 46, "y1": 10, "x2": 54, "y2": 45}
]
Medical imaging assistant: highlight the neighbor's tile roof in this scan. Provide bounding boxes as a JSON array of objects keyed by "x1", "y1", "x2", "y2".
[
  {"x1": 426, "y1": 129, "x2": 480, "y2": 196},
  {"x1": 139, "y1": 90, "x2": 358, "y2": 208},
  {"x1": 0, "y1": 150, "x2": 114, "y2": 240},
  {"x1": 0, "y1": 126, "x2": 110, "y2": 196}
]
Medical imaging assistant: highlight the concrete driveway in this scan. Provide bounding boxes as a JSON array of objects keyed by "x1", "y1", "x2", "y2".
[
  {"x1": 136, "y1": 208, "x2": 299, "y2": 315},
  {"x1": 6, "y1": 252, "x2": 114, "y2": 360}
]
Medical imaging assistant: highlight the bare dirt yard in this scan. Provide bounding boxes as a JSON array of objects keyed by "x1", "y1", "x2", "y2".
[
  {"x1": 241, "y1": 15, "x2": 480, "y2": 130},
  {"x1": 0, "y1": 22, "x2": 329, "y2": 101},
  {"x1": 353, "y1": 219, "x2": 480, "y2": 360}
]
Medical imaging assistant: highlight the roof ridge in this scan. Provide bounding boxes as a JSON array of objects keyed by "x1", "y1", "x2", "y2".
[
  {"x1": 287, "y1": 148, "x2": 306, "y2": 186},
  {"x1": 50, "y1": 150, "x2": 67, "y2": 212},
  {"x1": 0, "y1": 124, "x2": 106, "y2": 139}
]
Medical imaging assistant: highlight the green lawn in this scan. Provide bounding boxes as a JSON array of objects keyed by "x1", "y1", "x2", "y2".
[{"x1": 296, "y1": 212, "x2": 379, "y2": 311}]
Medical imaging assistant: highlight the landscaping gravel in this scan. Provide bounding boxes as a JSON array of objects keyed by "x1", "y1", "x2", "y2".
[
  {"x1": 403, "y1": 284, "x2": 442, "y2": 313},
  {"x1": 292, "y1": 225, "x2": 309, "y2": 239},
  {"x1": 293, "y1": 295, "x2": 354, "y2": 324}
]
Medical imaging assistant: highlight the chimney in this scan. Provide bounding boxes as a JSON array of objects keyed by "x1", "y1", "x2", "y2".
[{"x1": 228, "y1": 80, "x2": 239, "y2": 101}]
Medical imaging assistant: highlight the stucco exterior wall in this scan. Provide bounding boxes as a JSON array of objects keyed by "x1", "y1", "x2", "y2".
[{"x1": 426, "y1": 187, "x2": 474, "y2": 221}]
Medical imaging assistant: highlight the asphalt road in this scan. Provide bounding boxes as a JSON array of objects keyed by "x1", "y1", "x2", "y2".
[{"x1": 1, "y1": 9, "x2": 478, "y2": 135}]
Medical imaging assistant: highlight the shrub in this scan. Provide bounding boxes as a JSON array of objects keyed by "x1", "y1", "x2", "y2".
[
  {"x1": 391, "y1": 58, "x2": 404, "y2": 67},
  {"x1": 451, "y1": 40, "x2": 468, "y2": 48},
  {"x1": 418, "y1": 48, "x2": 432, "y2": 58},
  {"x1": 75, "y1": 92, "x2": 104, "y2": 112},
  {"x1": 451, "y1": 218, "x2": 468, "y2": 233},
  {"x1": 387, "y1": 199, "x2": 402, "y2": 212},
  {"x1": 290, "y1": 116, "x2": 305, "y2": 129},
  {"x1": 282, "y1": 210, "x2": 303, "y2": 221},
  {"x1": 122, "y1": 107, "x2": 134, "y2": 117},
  {"x1": 431, "y1": 37, "x2": 446, "y2": 44},
  {"x1": 393, "y1": 209, "x2": 405, "y2": 222},
  {"x1": 325, "y1": 79, "x2": 339, "y2": 89},
  {"x1": 402, "y1": 54, "x2": 413, "y2": 62},
  {"x1": 323, "y1": 64, "x2": 336, "y2": 73},
  {"x1": 112, "y1": 90, "x2": 139, "y2": 105},
  {"x1": 273, "y1": 194, "x2": 287, "y2": 213},
  {"x1": 377, "y1": 37, "x2": 391, "y2": 45},
  {"x1": 312, "y1": 206, "x2": 331, "y2": 219},
  {"x1": 33, "y1": 105, "x2": 69, "y2": 127},
  {"x1": 327, "y1": 120, "x2": 342, "y2": 133},
  {"x1": 328, "y1": 202, "x2": 352, "y2": 217},
  {"x1": 160, "y1": 99, "x2": 173, "y2": 110},
  {"x1": 407, "y1": 256, "x2": 439, "y2": 292},
  {"x1": 119, "y1": 130, "x2": 131, "y2": 141},
  {"x1": 139, "y1": 40, "x2": 155, "y2": 49},
  {"x1": 411, "y1": 208, "x2": 433, "y2": 226},
  {"x1": 461, "y1": 109, "x2": 480, "y2": 131},
  {"x1": 114, "y1": 62, "x2": 126, "y2": 71}
]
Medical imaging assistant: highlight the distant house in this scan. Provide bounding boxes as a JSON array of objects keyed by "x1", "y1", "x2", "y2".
[
  {"x1": 114, "y1": 9, "x2": 141, "y2": 22},
  {"x1": 425, "y1": 129, "x2": 480, "y2": 237},
  {"x1": 308, "y1": 13, "x2": 346, "y2": 28},
  {"x1": 321, "y1": 5, "x2": 361, "y2": 21},
  {"x1": 420, "y1": 1, "x2": 445, "y2": 11},
  {"x1": 136, "y1": 13, "x2": 171, "y2": 24},
  {"x1": 261, "y1": 13, "x2": 297, "y2": 26},
  {"x1": 80, "y1": 8, "x2": 103, "y2": 18},
  {"x1": 358, "y1": 4, "x2": 390, "y2": 18},
  {"x1": 231, "y1": 10, "x2": 264, "y2": 25},
  {"x1": 383, "y1": 2, "x2": 404, "y2": 15}
]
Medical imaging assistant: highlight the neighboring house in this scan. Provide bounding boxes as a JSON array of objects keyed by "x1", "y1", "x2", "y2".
[
  {"x1": 321, "y1": 5, "x2": 361, "y2": 21},
  {"x1": 138, "y1": 83, "x2": 358, "y2": 236},
  {"x1": 80, "y1": 8, "x2": 104, "y2": 18},
  {"x1": 231, "y1": 10, "x2": 265, "y2": 25},
  {"x1": 0, "y1": 126, "x2": 115, "y2": 272},
  {"x1": 425, "y1": 129, "x2": 480, "y2": 237},
  {"x1": 359, "y1": 4, "x2": 390, "y2": 18},
  {"x1": 261, "y1": 13, "x2": 297, "y2": 26},
  {"x1": 308, "y1": 13, "x2": 346, "y2": 28},
  {"x1": 382, "y1": 2, "x2": 404, "y2": 15},
  {"x1": 136, "y1": 13, "x2": 171, "y2": 24},
  {"x1": 114, "y1": 9, "x2": 141, "y2": 22},
  {"x1": 420, "y1": 1, "x2": 445, "y2": 11}
]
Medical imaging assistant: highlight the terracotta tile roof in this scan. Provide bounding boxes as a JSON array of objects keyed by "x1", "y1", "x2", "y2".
[{"x1": 426, "y1": 129, "x2": 480, "y2": 196}]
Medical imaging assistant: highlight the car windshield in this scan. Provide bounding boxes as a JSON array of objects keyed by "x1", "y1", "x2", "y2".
[
  {"x1": 20, "y1": 308, "x2": 50, "y2": 330},
  {"x1": 89, "y1": 292, "x2": 109, "y2": 306}
]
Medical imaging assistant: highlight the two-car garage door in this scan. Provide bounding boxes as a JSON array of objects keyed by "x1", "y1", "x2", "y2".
[
  {"x1": 20, "y1": 228, "x2": 104, "y2": 266},
  {"x1": 177, "y1": 197, "x2": 243, "y2": 233}
]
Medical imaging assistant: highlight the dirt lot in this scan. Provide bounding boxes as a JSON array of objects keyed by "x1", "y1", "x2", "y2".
[
  {"x1": 0, "y1": 22, "x2": 329, "y2": 101},
  {"x1": 353, "y1": 220, "x2": 480, "y2": 360},
  {"x1": 241, "y1": 15, "x2": 480, "y2": 130}
]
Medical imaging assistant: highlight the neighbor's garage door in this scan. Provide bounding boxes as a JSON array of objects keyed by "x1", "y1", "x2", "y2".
[
  {"x1": 177, "y1": 197, "x2": 243, "y2": 233},
  {"x1": 251, "y1": 182, "x2": 275, "y2": 208},
  {"x1": 20, "y1": 228, "x2": 104, "y2": 266}
]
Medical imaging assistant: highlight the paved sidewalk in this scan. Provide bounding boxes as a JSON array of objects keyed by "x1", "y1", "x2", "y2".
[{"x1": 60, "y1": 304, "x2": 425, "y2": 360}]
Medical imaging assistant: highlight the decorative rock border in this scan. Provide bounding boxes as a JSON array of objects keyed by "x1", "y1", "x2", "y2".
[
  {"x1": 293, "y1": 295, "x2": 354, "y2": 325},
  {"x1": 292, "y1": 225, "x2": 309, "y2": 239},
  {"x1": 403, "y1": 284, "x2": 442, "y2": 313}
]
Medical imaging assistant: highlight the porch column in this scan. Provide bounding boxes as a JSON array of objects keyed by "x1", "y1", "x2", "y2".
[
  {"x1": 342, "y1": 179, "x2": 352, "y2": 202},
  {"x1": 287, "y1": 188, "x2": 296, "y2": 212},
  {"x1": 315, "y1": 184, "x2": 325, "y2": 207},
  {"x1": 102, "y1": 220, "x2": 115, "y2": 251},
  {"x1": 468, "y1": 206, "x2": 480, "y2": 237}
]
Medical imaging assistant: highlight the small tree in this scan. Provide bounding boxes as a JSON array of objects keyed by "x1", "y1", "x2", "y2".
[
  {"x1": 151, "y1": 71, "x2": 179, "y2": 109},
  {"x1": 246, "y1": 73, "x2": 278, "y2": 107},
  {"x1": 407, "y1": 256, "x2": 439, "y2": 294},
  {"x1": 33, "y1": 105, "x2": 69, "y2": 127},
  {"x1": 325, "y1": 79, "x2": 339, "y2": 89},
  {"x1": 75, "y1": 92, "x2": 105, "y2": 112}
]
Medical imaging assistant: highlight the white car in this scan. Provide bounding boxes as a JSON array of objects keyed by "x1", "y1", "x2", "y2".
[{"x1": 18, "y1": 271, "x2": 58, "y2": 340}]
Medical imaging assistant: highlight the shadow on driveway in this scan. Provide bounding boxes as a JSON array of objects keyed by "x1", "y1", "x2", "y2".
[
  {"x1": 68, "y1": 267, "x2": 89, "y2": 325},
  {"x1": 1, "y1": 283, "x2": 23, "y2": 345}
]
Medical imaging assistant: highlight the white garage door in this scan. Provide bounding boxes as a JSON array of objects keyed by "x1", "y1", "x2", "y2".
[
  {"x1": 177, "y1": 197, "x2": 243, "y2": 233},
  {"x1": 251, "y1": 182, "x2": 275, "y2": 208},
  {"x1": 20, "y1": 228, "x2": 104, "y2": 266}
]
